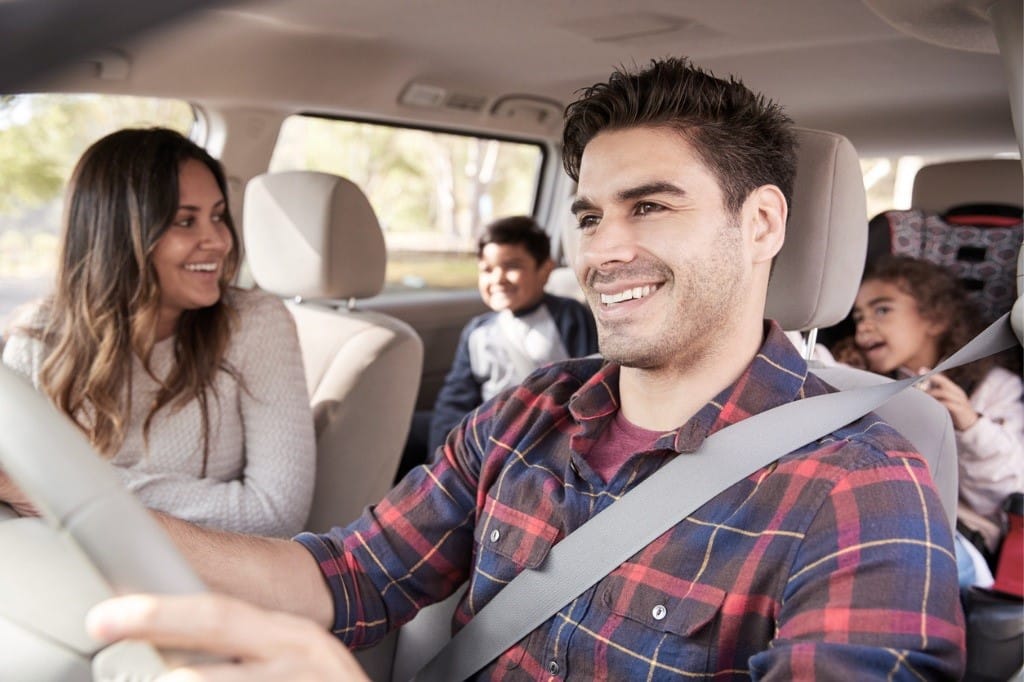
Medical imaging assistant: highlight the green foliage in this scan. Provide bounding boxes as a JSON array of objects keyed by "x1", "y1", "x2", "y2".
[
  {"x1": 0, "y1": 93, "x2": 193, "y2": 294},
  {"x1": 0, "y1": 94, "x2": 193, "y2": 221}
]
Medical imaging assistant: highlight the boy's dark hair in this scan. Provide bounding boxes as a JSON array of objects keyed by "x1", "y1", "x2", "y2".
[
  {"x1": 562, "y1": 57, "x2": 797, "y2": 216},
  {"x1": 477, "y1": 215, "x2": 551, "y2": 265}
]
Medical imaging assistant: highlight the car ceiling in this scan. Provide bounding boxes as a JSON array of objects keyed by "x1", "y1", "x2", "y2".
[{"x1": 11, "y1": 0, "x2": 1019, "y2": 157}]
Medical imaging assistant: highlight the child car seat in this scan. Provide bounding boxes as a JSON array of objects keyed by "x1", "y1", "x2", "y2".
[
  {"x1": 820, "y1": 159, "x2": 1023, "y2": 347},
  {"x1": 867, "y1": 203, "x2": 1021, "y2": 325}
]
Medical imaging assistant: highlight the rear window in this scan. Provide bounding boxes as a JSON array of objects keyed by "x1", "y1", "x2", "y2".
[
  {"x1": 268, "y1": 115, "x2": 545, "y2": 294},
  {"x1": 860, "y1": 156, "x2": 927, "y2": 218},
  {"x1": 0, "y1": 94, "x2": 195, "y2": 330}
]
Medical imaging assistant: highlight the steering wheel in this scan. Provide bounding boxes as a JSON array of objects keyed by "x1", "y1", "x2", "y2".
[{"x1": 0, "y1": 364, "x2": 207, "y2": 681}]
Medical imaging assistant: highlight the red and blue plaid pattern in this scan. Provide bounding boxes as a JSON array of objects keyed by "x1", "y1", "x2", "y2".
[{"x1": 296, "y1": 321, "x2": 965, "y2": 680}]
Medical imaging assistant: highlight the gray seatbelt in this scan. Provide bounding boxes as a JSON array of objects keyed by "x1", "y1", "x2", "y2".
[{"x1": 413, "y1": 312, "x2": 1017, "y2": 682}]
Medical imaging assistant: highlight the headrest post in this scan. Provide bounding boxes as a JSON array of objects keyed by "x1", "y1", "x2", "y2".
[{"x1": 804, "y1": 328, "x2": 818, "y2": 363}]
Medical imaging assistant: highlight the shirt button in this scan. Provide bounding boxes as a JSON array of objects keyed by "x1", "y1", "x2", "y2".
[
  {"x1": 489, "y1": 528, "x2": 500, "y2": 543},
  {"x1": 652, "y1": 604, "x2": 667, "y2": 621},
  {"x1": 547, "y1": 660, "x2": 560, "y2": 675}
]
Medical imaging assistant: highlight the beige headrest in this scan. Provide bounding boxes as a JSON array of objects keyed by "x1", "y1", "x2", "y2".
[
  {"x1": 243, "y1": 171, "x2": 386, "y2": 300},
  {"x1": 911, "y1": 159, "x2": 1023, "y2": 214},
  {"x1": 765, "y1": 128, "x2": 868, "y2": 331}
]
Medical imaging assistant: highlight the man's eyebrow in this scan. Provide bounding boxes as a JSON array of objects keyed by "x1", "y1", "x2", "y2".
[
  {"x1": 866, "y1": 296, "x2": 895, "y2": 307},
  {"x1": 617, "y1": 181, "x2": 687, "y2": 203},
  {"x1": 570, "y1": 196, "x2": 596, "y2": 216},
  {"x1": 571, "y1": 182, "x2": 688, "y2": 215}
]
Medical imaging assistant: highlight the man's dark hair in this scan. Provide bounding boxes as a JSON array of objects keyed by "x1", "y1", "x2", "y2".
[
  {"x1": 562, "y1": 57, "x2": 797, "y2": 215},
  {"x1": 477, "y1": 215, "x2": 551, "y2": 265}
]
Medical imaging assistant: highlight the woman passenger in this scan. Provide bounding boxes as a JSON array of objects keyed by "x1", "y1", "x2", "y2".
[{"x1": 0, "y1": 128, "x2": 315, "y2": 537}]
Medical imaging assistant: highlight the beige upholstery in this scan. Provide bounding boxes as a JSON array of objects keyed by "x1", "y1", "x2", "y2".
[
  {"x1": 766, "y1": 128, "x2": 869, "y2": 331},
  {"x1": 245, "y1": 171, "x2": 424, "y2": 532},
  {"x1": 911, "y1": 159, "x2": 1024, "y2": 213}
]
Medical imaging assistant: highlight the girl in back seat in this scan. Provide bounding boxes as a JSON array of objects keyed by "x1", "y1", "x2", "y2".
[
  {"x1": 0, "y1": 128, "x2": 315, "y2": 537},
  {"x1": 839, "y1": 255, "x2": 1023, "y2": 567}
]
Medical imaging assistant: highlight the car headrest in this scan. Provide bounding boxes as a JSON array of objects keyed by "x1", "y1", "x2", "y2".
[
  {"x1": 243, "y1": 170, "x2": 387, "y2": 300},
  {"x1": 765, "y1": 128, "x2": 868, "y2": 331},
  {"x1": 911, "y1": 159, "x2": 1023, "y2": 214}
]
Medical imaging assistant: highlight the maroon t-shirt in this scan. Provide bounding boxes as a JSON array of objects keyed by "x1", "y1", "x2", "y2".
[{"x1": 587, "y1": 409, "x2": 662, "y2": 483}]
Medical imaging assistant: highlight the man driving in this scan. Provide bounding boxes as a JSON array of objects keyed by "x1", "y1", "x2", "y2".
[{"x1": 87, "y1": 57, "x2": 966, "y2": 680}]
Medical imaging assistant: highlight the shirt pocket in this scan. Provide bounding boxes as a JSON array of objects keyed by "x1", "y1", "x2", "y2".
[
  {"x1": 595, "y1": 566, "x2": 726, "y2": 676},
  {"x1": 464, "y1": 495, "x2": 561, "y2": 671},
  {"x1": 473, "y1": 495, "x2": 560, "y2": 570}
]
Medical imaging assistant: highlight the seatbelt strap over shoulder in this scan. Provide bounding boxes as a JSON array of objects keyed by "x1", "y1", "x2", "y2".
[{"x1": 413, "y1": 313, "x2": 1018, "y2": 682}]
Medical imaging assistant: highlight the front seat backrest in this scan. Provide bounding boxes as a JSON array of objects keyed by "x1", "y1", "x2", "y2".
[
  {"x1": 244, "y1": 170, "x2": 424, "y2": 532},
  {"x1": 774, "y1": 129, "x2": 957, "y2": 527}
]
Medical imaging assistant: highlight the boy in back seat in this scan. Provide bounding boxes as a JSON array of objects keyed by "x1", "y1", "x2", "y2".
[{"x1": 427, "y1": 216, "x2": 598, "y2": 455}]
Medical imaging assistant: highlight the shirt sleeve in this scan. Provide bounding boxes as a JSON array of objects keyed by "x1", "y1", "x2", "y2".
[
  {"x1": 114, "y1": 292, "x2": 316, "y2": 538},
  {"x1": 748, "y1": 445, "x2": 965, "y2": 680},
  {"x1": 429, "y1": 321, "x2": 484, "y2": 453},
  {"x1": 956, "y1": 367, "x2": 1024, "y2": 520},
  {"x1": 294, "y1": 397, "x2": 491, "y2": 648},
  {"x1": 1, "y1": 303, "x2": 47, "y2": 386},
  {"x1": 1, "y1": 331, "x2": 38, "y2": 383}
]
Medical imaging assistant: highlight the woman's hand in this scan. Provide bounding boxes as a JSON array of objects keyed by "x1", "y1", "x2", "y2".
[
  {"x1": 0, "y1": 470, "x2": 38, "y2": 516},
  {"x1": 86, "y1": 593, "x2": 371, "y2": 681},
  {"x1": 919, "y1": 372, "x2": 979, "y2": 431}
]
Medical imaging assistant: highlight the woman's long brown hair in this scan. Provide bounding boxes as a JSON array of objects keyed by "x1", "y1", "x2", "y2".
[{"x1": 36, "y1": 128, "x2": 241, "y2": 471}]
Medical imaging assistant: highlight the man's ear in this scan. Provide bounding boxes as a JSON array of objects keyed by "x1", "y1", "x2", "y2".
[{"x1": 746, "y1": 185, "x2": 787, "y2": 264}]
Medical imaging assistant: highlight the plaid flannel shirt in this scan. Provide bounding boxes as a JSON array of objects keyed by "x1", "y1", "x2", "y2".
[{"x1": 296, "y1": 321, "x2": 965, "y2": 680}]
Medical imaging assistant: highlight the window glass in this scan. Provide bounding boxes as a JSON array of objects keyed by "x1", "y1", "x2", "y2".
[
  {"x1": 861, "y1": 155, "x2": 1022, "y2": 219},
  {"x1": 0, "y1": 94, "x2": 195, "y2": 330},
  {"x1": 269, "y1": 115, "x2": 545, "y2": 294},
  {"x1": 860, "y1": 156, "x2": 927, "y2": 219}
]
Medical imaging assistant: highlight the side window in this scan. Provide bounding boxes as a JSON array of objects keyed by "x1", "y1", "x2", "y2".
[
  {"x1": 268, "y1": 115, "x2": 545, "y2": 294},
  {"x1": 0, "y1": 94, "x2": 195, "y2": 330}
]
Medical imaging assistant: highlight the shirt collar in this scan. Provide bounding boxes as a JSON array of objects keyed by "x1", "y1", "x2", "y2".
[{"x1": 568, "y1": 321, "x2": 809, "y2": 454}]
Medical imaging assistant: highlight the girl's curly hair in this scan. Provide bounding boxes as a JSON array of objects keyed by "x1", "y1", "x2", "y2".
[{"x1": 860, "y1": 255, "x2": 1003, "y2": 393}]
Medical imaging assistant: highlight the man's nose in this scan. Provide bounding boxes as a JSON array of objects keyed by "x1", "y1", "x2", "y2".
[{"x1": 579, "y1": 216, "x2": 637, "y2": 270}]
